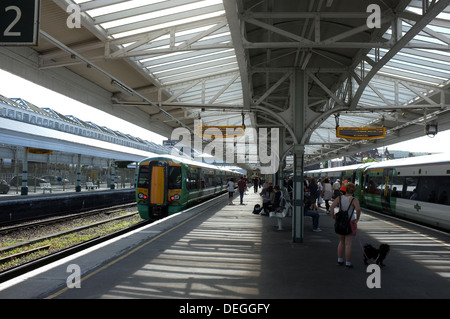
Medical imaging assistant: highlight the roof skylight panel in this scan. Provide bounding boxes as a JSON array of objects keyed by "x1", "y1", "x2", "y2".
[
  {"x1": 99, "y1": 2, "x2": 221, "y2": 30},
  {"x1": 110, "y1": 11, "x2": 226, "y2": 39},
  {"x1": 102, "y1": 3, "x2": 225, "y2": 38},
  {"x1": 158, "y1": 61, "x2": 238, "y2": 84},
  {"x1": 147, "y1": 49, "x2": 234, "y2": 72},
  {"x1": 382, "y1": 55, "x2": 450, "y2": 78},
  {"x1": 152, "y1": 54, "x2": 236, "y2": 76},
  {"x1": 85, "y1": 0, "x2": 172, "y2": 18}
]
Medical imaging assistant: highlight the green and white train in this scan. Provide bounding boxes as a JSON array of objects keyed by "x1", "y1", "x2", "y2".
[
  {"x1": 306, "y1": 154, "x2": 450, "y2": 231},
  {"x1": 136, "y1": 155, "x2": 240, "y2": 220}
]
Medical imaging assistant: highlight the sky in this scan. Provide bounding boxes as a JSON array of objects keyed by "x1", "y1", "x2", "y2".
[
  {"x1": 1, "y1": 68, "x2": 450, "y2": 154},
  {"x1": 0, "y1": 69, "x2": 166, "y2": 144}
]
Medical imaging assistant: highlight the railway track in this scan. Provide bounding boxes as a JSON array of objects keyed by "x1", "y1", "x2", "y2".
[
  {"x1": 0, "y1": 203, "x2": 149, "y2": 282},
  {"x1": 0, "y1": 203, "x2": 137, "y2": 232}
]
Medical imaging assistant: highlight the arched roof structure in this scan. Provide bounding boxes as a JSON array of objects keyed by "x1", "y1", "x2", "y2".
[{"x1": 1, "y1": 0, "x2": 450, "y2": 169}]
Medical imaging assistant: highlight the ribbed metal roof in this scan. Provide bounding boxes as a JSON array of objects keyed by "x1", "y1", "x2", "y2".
[
  {"x1": 305, "y1": 0, "x2": 450, "y2": 163},
  {"x1": 71, "y1": 0, "x2": 243, "y2": 124},
  {"x1": 4, "y1": 0, "x2": 450, "y2": 169}
]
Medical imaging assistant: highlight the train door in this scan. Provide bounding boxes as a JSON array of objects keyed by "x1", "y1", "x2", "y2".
[
  {"x1": 354, "y1": 168, "x2": 364, "y2": 202},
  {"x1": 148, "y1": 161, "x2": 169, "y2": 218},
  {"x1": 381, "y1": 168, "x2": 393, "y2": 213}
]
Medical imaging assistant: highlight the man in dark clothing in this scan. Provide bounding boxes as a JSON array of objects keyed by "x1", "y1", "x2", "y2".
[{"x1": 238, "y1": 176, "x2": 247, "y2": 205}]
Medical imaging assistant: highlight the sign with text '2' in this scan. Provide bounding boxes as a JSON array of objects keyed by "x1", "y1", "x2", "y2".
[{"x1": 0, "y1": 0, "x2": 40, "y2": 46}]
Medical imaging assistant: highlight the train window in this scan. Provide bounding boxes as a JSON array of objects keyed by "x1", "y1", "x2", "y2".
[
  {"x1": 412, "y1": 176, "x2": 450, "y2": 205},
  {"x1": 168, "y1": 166, "x2": 182, "y2": 189},
  {"x1": 202, "y1": 168, "x2": 215, "y2": 187},
  {"x1": 365, "y1": 173, "x2": 382, "y2": 194},
  {"x1": 186, "y1": 169, "x2": 199, "y2": 190},
  {"x1": 137, "y1": 165, "x2": 150, "y2": 188},
  {"x1": 417, "y1": 176, "x2": 437, "y2": 203},
  {"x1": 405, "y1": 177, "x2": 419, "y2": 200},
  {"x1": 436, "y1": 176, "x2": 450, "y2": 205},
  {"x1": 391, "y1": 176, "x2": 404, "y2": 198}
]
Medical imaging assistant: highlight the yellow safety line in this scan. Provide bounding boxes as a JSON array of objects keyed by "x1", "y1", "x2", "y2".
[
  {"x1": 45, "y1": 208, "x2": 209, "y2": 299},
  {"x1": 378, "y1": 219, "x2": 450, "y2": 248},
  {"x1": 363, "y1": 209, "x2": 450, "y2": 248}
]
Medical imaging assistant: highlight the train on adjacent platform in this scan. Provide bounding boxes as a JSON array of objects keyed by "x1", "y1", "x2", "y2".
[
  {"x1": 136, "y1": 155, "x2": 240, "y2": 220},
  {"x1": 306, "y1": 154, "x2": 450, "y2": 232}
]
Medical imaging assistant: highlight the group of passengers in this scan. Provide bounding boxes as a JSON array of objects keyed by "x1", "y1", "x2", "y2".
[
  {"x1": 305, "y1": 175, "x2": 361, "y2": 269},
  {"x1": 305, "y1": 176, "x2": 351, "y2": 213},
  {"x1": 259, "y1": 183, "x2": 282, "y2": 216},
  {"x1": 252, "y1": 175, "x2": 361, "y2": 269}
]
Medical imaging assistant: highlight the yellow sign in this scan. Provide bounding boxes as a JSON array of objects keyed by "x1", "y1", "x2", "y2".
[
  {"x1": 28, "y1": 148, "x2": 52, "y2": 155},
  {"x1": 197, "y1": 125, "x2": 245, "y2": 138},
  {"x1": 336, "y1": 127, "x2": 385, "y2": 140}
]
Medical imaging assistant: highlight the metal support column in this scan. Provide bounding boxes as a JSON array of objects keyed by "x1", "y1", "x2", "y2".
[
  {"x1": 293, "y1": 146, "x2": 305, "y2": 242},
  {"x1": 292, "y1": 70, "x2": 307, "y2": 243}
]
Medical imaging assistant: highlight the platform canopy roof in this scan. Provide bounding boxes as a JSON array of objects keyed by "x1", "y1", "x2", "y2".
[{"x1": 18, "y1": 0, "x2": 450, "y2": 167}]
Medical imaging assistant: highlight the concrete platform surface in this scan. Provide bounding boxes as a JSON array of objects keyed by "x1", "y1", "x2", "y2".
[{"x1": 0, "y1": 190, "x2": 449, "y2": 299}]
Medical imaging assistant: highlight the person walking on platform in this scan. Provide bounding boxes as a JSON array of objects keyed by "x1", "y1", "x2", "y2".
[
  {"x1": 322, "y1": 178, "x2": 333, "y2": 214},
  {"x1": 253, "y1": 176, "x2": 259, "y2": 193},
  {"x1": 332, "y1": 179, "x2": 341, "y2": 199},
  {"x1": 329, "y1": 183, "x2": 361, "y2": 269},
  {"x1": 238, "y1": 176, "x2": 247, "y2": 205},
  {"x1": 227, "y1": 178, "x2": 235, "y2": 205}
]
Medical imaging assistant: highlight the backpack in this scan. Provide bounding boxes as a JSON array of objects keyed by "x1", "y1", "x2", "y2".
[
  {"x1": 334, "y1": 196, "x2": 355, "y2": 235},
  {"x1": 252, "y1": 204, "x2": 261, "y2": 214}
]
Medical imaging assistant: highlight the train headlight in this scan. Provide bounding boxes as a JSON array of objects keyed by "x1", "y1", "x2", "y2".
[
  {"x1": 138, "y1": 192, "x2": 147, "y2": 200},
  {"x1": 170, "y1": 194, "x2": 180, "y2": 201}
]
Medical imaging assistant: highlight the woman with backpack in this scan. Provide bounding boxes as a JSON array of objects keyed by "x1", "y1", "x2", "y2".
[{"x1": 329, "y1": 182, "x2": 361, "y2": 269}]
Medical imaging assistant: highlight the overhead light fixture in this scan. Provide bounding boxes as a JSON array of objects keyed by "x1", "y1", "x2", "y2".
[
  {"x1": 425, "y1": 123, "x2": 438, "y2": 137},
  {"x1": 111, "y1": 80, "x2": 134, "y2": 96}
]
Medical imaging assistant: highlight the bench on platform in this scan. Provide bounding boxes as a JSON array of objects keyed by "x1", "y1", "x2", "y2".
[
  {"x1": 269, "y1": 189, "x2": 292, "y2": 230},
  {"x1": 39, "y1": 183, "x2": 53, "y2": 194}
]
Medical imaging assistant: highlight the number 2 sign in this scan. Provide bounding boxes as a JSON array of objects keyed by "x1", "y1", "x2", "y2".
[{"x1": 0, "y1": 0, "x2": 40, "y2": 46}]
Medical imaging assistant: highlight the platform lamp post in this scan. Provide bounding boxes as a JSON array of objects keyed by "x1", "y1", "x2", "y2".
[
  {"x1": 76, "y1": 154, "x2": 81, "y2": 192},
  {"x1": 21, "y1": 147, "x2": 29, "y2": 195},
  {"x1": 110, "y1": 160, "x2": 116, "y2": 189}
]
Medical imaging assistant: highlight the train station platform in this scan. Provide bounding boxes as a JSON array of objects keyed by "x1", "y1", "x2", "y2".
[{"x1": 0, "y1": 190, "x2": 449, "y2": 300}]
